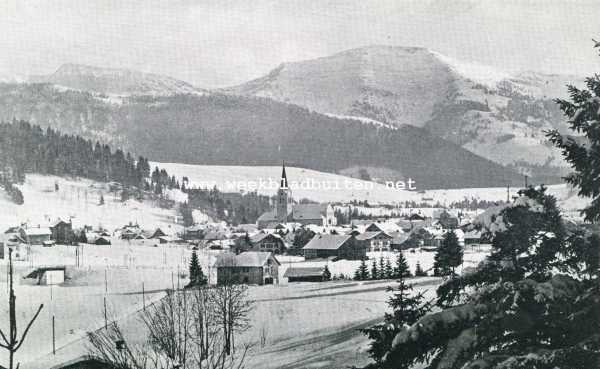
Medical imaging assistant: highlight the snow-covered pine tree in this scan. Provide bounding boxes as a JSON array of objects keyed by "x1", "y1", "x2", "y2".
[
  {"x1": 378, "y1": 257, "x2": 386, "y2": 280},
  {"x1": 371, "y1": 184, "x2": 600, "y2": 369},
  {"x1": 384, "y1": 258, "x2": 394, "y2": 279},
  {"x1": 414, "y1": 261, "x2": 426, "y2": 277},
  {"x1": 362, "y1": 262, "x2": 431, "y2": 366},
  {"x1": 395, "y1": 252, "x2": 411, "y2": 278},
  {"x1": 354, "y1": 259, "x2": 369, "y2": 281},
  {"x1": 371, "y1": 259, "x2": 378, "y2": 280},
  {"x1": 433, "y1": 231, "x2": 462, "y2": 276}
]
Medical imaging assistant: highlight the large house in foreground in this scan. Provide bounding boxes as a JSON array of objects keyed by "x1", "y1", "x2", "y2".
[
  {"x1": 215, "y1": 251, "x2": 280, "y2": 285},
  {"x1": 257, "y1": 163, "x2": 336, "y2": 229}
]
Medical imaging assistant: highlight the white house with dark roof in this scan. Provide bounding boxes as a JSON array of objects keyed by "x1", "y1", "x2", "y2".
[
  {"x1": 355, "y1": 230, "x2": 393, "y2": 252},
  {"x1": 215, "y1": 251, "x2": 280, "y2": 285}
]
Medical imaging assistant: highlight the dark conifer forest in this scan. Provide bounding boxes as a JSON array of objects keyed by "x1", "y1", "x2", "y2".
[{"x1": 0, "y1": 119, "x2": 150, "y2": 187}]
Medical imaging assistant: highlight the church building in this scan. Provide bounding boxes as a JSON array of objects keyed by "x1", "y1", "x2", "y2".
[{"x1": 256, "y1": 163, "x2": 336, "y2": 229}]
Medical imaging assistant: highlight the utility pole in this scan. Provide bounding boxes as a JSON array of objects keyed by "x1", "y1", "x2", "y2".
[
  {"x1": 52, "y1": 316, "x2": 56, "y2": 355},
  {"x1": 524, "y1": 174, "x2": 529, "y2": 188},
  {"x1": 0, "y1": 249, "x2": 44, "y2": 369},
  {"x1": 103, "y1": 296, "x2": 108, "y2": 330},
  {"x1": 506, "y1": 184, "x2": 510, "y2": 203}
]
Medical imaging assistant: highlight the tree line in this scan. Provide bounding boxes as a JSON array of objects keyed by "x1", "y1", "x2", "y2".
[{"x1": 0, "y1": 120, "x2": 153, "y2": 202}]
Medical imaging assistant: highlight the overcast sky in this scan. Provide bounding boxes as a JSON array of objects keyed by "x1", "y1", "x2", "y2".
[{"x1": 1, "y1": 0, "x2": 599, "y2": 87}]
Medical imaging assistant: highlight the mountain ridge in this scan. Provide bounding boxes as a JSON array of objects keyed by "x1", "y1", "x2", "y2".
[
  {"x1": 223, "y1": 45, "x2": 583, "y2": 175},
  {"x1": 29, "y1": 63, "x2": 206, "y2": 96},
  {"x1": 0, "y1": 83, "x2": 527, "y2": 189}
]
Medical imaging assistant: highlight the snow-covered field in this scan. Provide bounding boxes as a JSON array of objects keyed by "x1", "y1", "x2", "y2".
[
  {"x1": 5, "y1": 242, "x2": 489, "y2": 369},
  {"x1": 0, "y1": 174, "x2": 186, "y2": 233}
]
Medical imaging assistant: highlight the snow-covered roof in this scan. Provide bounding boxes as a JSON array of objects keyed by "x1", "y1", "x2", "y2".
[
  {"x1": 355, "y1": 231, "x2": 392, "y2": 241},
  {"x1": 214, "y1": 251, "x2": 279, "y2": 267},
  {"x1": 23, "y1": 227, "x2": 52, "y2": 236},
  {"x1": 303, "y1": 234, "x2": 353, "y2": 250},
  {"x1": 283, "y1": 267, "x2": 324, "y2": 278},
  {"x1": 249, "y1": 232, "x2": 282, "y2": 244}
]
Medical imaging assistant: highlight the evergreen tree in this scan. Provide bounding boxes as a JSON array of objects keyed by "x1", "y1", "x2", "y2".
[
  {"x1": 79, "y1": 230, "x2": 87, "y2": 244},
  {"x1": 433, "y1": 231, "x2": 462, "y2": 276},
  {"x1": 354, "y1": 259, "x2": 369, "y2": 281},
  {"x1": 395, "y1": 252, "x2": 411, "y2": 278},
  {"x1": 414, "y1": 261, "x2": 426, "y2": 277},
  {"x1": 362, "y1": 277, "x2": 431, "y2": 366},
  {"x1": 179, "y1": 201, "x2": 194, "y2": 227},
  {"x1": 384, "y1": 258, "x2": 394, "y2": 279},
  {"x1": 323, "y1": 265, "x2": 331, "y2": 281},
  {"x1": 378, "y1": 256, "x2": 385, "y2": 279},
  {"x1": 98, "y1": 194, "x2": 104, "y2": 206},
  {"x1": 366, "y1": 184, "x2": 600, "y2": 369},
  {"x1": 187, "y1": 250, "x2": 207, "y2": 287},
  {"x1": 371, "y1": 258, "x2": 378, "y2": 280}
]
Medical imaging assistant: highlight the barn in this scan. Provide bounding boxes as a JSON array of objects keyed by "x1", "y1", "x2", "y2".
[{"x1": 302, "y1": 234, "x2": 366, "y2": 260}]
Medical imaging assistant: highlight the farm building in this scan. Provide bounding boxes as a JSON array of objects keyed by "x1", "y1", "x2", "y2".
[
  {"x1": 437, "y1": 210, "x2": 459, "y2": 229},
  {"x1": 86, "y1": 232, "x2": 112, "y2": 245},
  {"x1": 355, "y1": 231, "x2": 393, "y2": 252},
  {"x1": 215, "y1": 251, "x2": 280, "y2": 285},
  {"x1": 284, "y1": 267, "x2": 327, "y2": 282},
  {"x1": 464, "y1": 230, "x2": 482, "y2": 246},
  {"x1": 249, "y1": 233, "x2": 286, "y2": 254},
  {"x1": 302, "y1": 234, "x2": 366, "y2": 260},
  {"x1": 183, "y1": 225, "x2": 206, "y2": 240},
  {"x1": 20, "y1": 226, "x2": 52, "y2": 245},
  {"x1": 50, "y1": 219, "x2": 73, "y2": 244},
  {"x1": 25, "y1": 266, "x2": 66, "y2": 285}
]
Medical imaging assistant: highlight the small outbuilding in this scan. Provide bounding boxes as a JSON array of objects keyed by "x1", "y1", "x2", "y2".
[
  {"x1": 25, "y1": 266, "x2": 66, "y2": 285},
  {"x1": 284, "y1": 267, "x2": 327, "y2": 282}
]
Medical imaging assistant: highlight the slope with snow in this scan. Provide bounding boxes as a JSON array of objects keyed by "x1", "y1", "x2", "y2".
[
  {"x1": 0, "y1": 174, "x2": 186, "y2": 232},
  {"x1": 153, "y1": 162, "x2": 586, "y2": 216},
  {"x1": 224, "y1": 45, "x2": 583, "y2": 176},
  {"x1": 30, "y1": 63, "x2": 206, "y2": 96}
]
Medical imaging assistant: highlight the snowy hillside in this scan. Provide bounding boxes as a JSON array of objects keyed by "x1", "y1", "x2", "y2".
[
  {"x1": 30, "y1": 63, "x2": 206, "y2": 96},
  {"x1": 224, "y1": 45, "x2": 583, "y2": 176},
  {"x1": 154, "y1": 162, "x2": 585, "y2": 214},
  {"x1": 0, "y1": 174, "x2": 186, "y2": 233}
]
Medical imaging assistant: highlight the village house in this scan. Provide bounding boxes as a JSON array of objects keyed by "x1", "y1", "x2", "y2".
[
  {"x1": 249, "y1": 233, "x2": 286, "y2": 254},
  {"x1": 464, "y1": 230, "x2": 483, "y2": 246},
  {"x1": 302, "y1": 234, "x2": 366, "y2": 260},
  {"x1": 215, "y1": 251, "x2": 280, "y2": 285},
  {"x1": 50, "y1": 219, "x2": 73, "y2": 244},
  {"x1": 284, "y1": 267, "x2": 328, "y2": 282},
  {"x1": 436, "y1": 210, "x2": 460, "y2": 229},
  {"x1": 183, "y1": 224, "x2": 206, "y2": 240},
  {"x1": 20, "y1": 226, "x2": 52, "y2": 245},
  {"x1": 355, "y1": 230, "x2": 393, "y2": 252}
]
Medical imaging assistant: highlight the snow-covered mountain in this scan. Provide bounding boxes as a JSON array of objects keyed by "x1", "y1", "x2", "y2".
[
  {"x1": 30, "y1": 63, "x2": 206, "y2": 96},
  {"x1": 224, "y1": 45, "x2": 583, "y2": 175}
]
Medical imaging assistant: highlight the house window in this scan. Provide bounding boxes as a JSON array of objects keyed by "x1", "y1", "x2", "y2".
[{"x1": 262, "y1": 242, "x2": 275, "y2": 249}]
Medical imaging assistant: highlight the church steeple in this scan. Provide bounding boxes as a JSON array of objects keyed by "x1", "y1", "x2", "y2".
[
  {"x1": 275, "y1": 161, "x2": 290, "y2": 222},
  {"x1": 280, "y1": 161, "x2": 288, "y2": 189}
]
